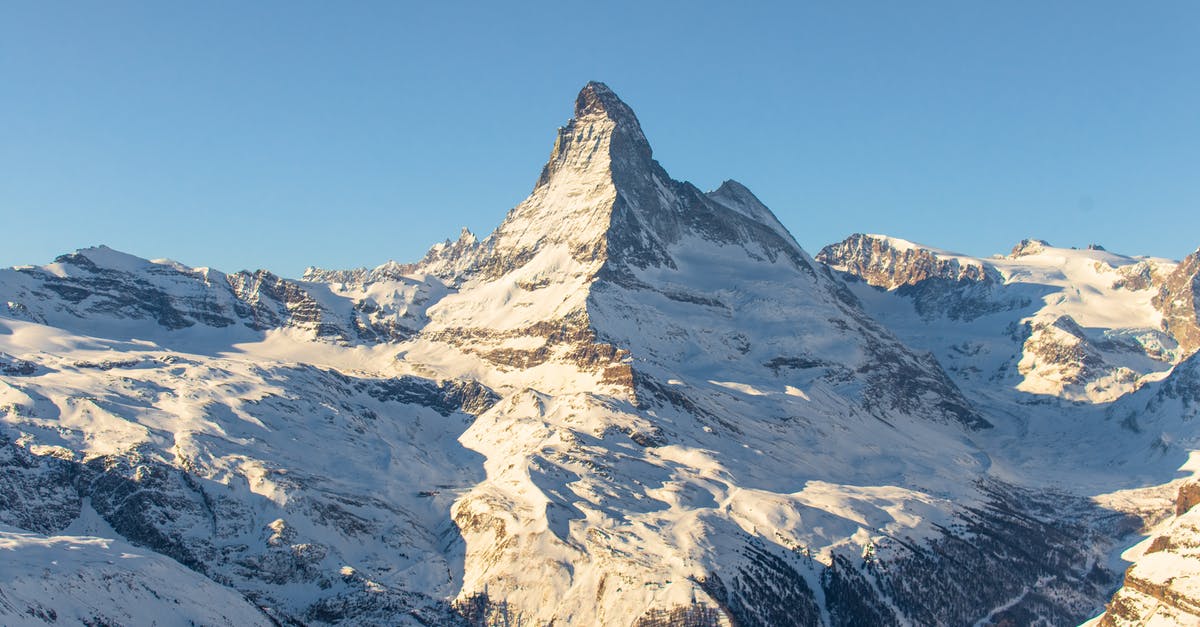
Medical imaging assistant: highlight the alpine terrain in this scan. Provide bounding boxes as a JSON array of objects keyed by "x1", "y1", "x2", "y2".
[{"x1": 1, "y1": 83, "x2": 1198, "y2": 626}]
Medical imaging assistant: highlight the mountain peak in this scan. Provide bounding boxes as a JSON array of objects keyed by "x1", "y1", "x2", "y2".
[
  {"x1": 1010, "y1": 238, "x2": 1050, "y2": 257},
  {"x1": 466, "y1": 82, "x2": 809, "y2": 284},
  {"x1": 574, "y1": 81, "x2": 636, "y2": 122},
  {"x1": 534, "y1": 82, "x2": 652, "y2": 190}
]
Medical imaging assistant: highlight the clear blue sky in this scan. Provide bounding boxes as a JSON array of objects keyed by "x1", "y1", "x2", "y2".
[{"x1": 2, "y1": 2, "x2": 1197, "y2": 277}]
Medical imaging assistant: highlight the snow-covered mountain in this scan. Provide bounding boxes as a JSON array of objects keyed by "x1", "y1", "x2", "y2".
[
  {"x1": 0, "y1": 82, "x2": 1196, "y2": 625},
  {"x1": 818, "y1": 234, "x2": 1187, "y2": 404},
  {"x1": 819, "y1": 233, "x2": 1200, "y2": 625}
]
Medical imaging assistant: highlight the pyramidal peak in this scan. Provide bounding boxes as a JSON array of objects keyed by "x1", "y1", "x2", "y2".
[
  {"x1": 461, "y1": 81, "x2": 808, "y2": 288},
  {"x1": 535, "y1": 81, "x2": 653, "y2": 190},
  {"x1": 306, "y1": 83, "x2": 809, "y2": 293},
  {"x1": 405, "y1": 83, "x2": 987, "y2": 433},
  {"x1": 573, "y1": 81, "x2": 643, "y2": 129}
]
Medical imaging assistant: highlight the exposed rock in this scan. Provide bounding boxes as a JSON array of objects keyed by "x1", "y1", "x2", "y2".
[
  {"x1": 818, "y1": 233, "x2": 996, "y2": 290},
  {"x1": 1099, "y1": 500, "x2": 1200, "y2": 626},
  {"x1": 0, "y1": 352, "x2": 38, "y2": 376},
  {"x1": 1154, "y1": 247, "x2": 1200, "y2": 355},
  {"x1": 1111, "y1": 258, "x2": 1168, "y2": 291},
  {"x1": 1011, "y1": 238, "x2": 1051, "y2": 258},
  {"x1": 817, "y1": 233, "x2": 1022, "y2": 321},
  {"x1": 1180, "y1": 482, "x2": 1200, "y2": 516}
]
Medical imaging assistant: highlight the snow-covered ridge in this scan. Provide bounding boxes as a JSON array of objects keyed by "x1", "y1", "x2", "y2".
[
  {"x1": 0, "y1": 242, "x2": 450, "y2": 349},
  {"x1": 303, "y1": 228, "x2": 481, "y2": 286},
  {"x1": 0, "y1": 523, "x2": 274, "y2": 626},
  {"x1": 819, "y1": 233, "x2": 1192, "y2": 403}
]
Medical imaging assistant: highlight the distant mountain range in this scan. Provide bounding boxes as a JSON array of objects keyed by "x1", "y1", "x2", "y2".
[{"x1": 2, "y1": 82, "x2": 1198, "y2": 626}]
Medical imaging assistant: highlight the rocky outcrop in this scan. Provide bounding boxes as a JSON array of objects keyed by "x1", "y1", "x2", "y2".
[
  {"x1": 1015, "y1": 315, "x2": 1156, "y2": 401},
  {"x1": 1100, "y1": 482, "x2": 1200, "y2": 626},
  {"x1": 816, "y1": 234, "x2": 1020, "y2": 321},
  {"x1": 1109, "y1": 350, "x2": 1200, "y2": 433},
  {"x1": 1111, "y1": 258, "x2": 1170, "y2": 292},
  {"x1": 818, "y1": 234, "x2": 1185, "y2": 403},
  {"x1": 227, "y1": 269, "x2": 349, "y2": 340},
  {"x1": 1154, "y1": 247, "x2": 1200, "y2": 356},
  {"x1": 0, "y1": 246, "x2": 440, "y2": 347},
  {"x1": 1010, "y1": 238, "x2": 1051, "y2": 258},
  {"x1": 304, "y1": 227, "x2": 480, "y2": 286},
  {"x1": 818, "y1": 233, "x2": 996, "y2": 291}
]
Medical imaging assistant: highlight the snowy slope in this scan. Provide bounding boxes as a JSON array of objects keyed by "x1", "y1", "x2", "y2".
[
  {"x1": 1086, "y1": 353, "x2": 1200, "y2": 625},
  {"x1": 387, "y1": 84, "x2": 1060, "y2": 623},
  {"x1": 816, "y1": 235, "x2": 1195, "y2": 484},
  {"x1": 0, "y1": 315, "x2": 494, "y2": 624},
  {"x1": 0, "y1": 522, "x2": 273, "y2": 627}
]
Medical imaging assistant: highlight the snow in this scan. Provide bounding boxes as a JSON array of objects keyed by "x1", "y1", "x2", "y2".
[
  {"x1": 841, "y1": 237, "x2": 1180, "y2": 408},
  {"x1": 988, "y1": 245, "x2": 1169, "y2": 330},
  {"x1": 0, "y1": 524, "x2": 273, "y2": 626},
  {"x1": 862, "y1": 234, "x2": 973, "y2": 260}
]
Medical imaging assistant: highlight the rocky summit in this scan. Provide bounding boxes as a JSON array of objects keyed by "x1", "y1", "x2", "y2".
[{"x1": 2, "y1": 83, "x2": 1199, "y2": 626}]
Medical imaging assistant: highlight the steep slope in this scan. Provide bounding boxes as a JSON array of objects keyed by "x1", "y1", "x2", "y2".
[
  {"x1": 397, "y1": 83, "x2": 987, "y2": 430},
  {"x1": 0, "y1": 523, "x2": 274, "y2": 626},
  {"x1": 1088, "y1": 352, "x2": 1200, "y2": 625},
  {"x1": 1155, "y1": 247, "x2": 1200, "y2": 356},
  {"x1": 0, "y1": 83, "x2": 1135, "y2": 625}
]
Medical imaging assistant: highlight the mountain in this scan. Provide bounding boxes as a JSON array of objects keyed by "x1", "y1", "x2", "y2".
[
  {"x1": 0, "y1": 82, "x2": 1194, "y2": 625},
  {"x1": 818, "y1": 233, "x2": 1200, "y2": 625},
  {"x1": 818, "y1": 234, "x2": 1184, "y2": 404}
]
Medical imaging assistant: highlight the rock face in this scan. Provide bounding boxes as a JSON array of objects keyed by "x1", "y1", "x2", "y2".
[
  {"x1": 1100, "y1": 485, "x2": 1200, "y2": 626},
  {"x1": 1155, "y1": 247, "x2": 1200, "y2": 356},
  {"x1": 818, "y1": 233, "x2": 999, "y2": 291},
  {"x1": 1016, "y1": 314, "x2": 1154, "y2": 401},
  {"x1": 0, "y1": 82, "x2": 1190, "y2": 625},
  {"x1": 1095, "y1": 354, "x2": 1200, "y2": 625},
  {"x1": 1011, "y1": 238, "x2": 1052, "y2": 258},
  {"x1": 817, "y1": 233, "x2": 1016, "y2": 322}
]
